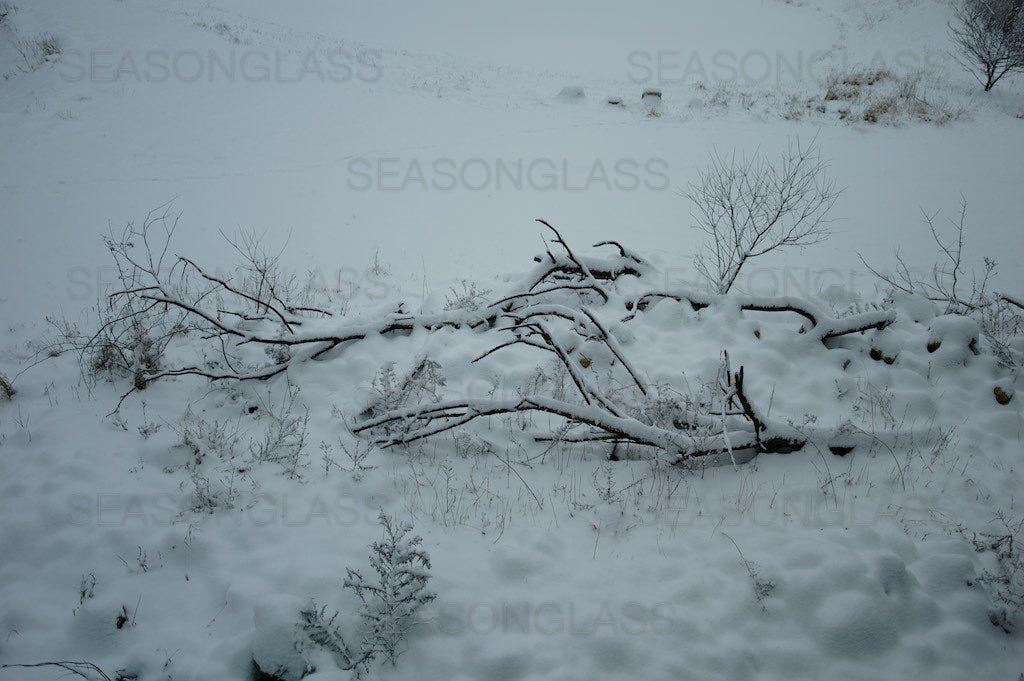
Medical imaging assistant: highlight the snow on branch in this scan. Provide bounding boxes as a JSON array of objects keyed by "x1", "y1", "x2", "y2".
[
  {"x1": 65, "y1": 208, "x2": 931, "y2": 466},
  {"x1": 624, "y1": 288, "x2": 895, "y2": 341}
]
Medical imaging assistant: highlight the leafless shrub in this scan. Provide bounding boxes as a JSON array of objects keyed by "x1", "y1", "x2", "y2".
[
  {"x1": 43, "y1": 205, "x2": 193, "y2": 391},
  {"x1": 184, "y1": 461, "x2": 238, "y2": 513},
  {"x1": 861, "y1": 198, "x2": 996, "y2": 314},
  {"x1": 686, "y1": 137, "x2": 841, "y2": 294},
  {"x1": 320, "y1": 437, "x2": 377, "y2": 480}
]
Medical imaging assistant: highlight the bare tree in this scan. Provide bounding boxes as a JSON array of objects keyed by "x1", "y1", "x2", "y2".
[
  {"x1": 686, "y1": 137, "x2": 841, "y2": 294},
  {"x1": 949, "y1": 0, "x2": 1024, "y2": 91}
]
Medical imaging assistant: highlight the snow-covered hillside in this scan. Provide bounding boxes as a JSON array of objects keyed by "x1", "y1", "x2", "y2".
[{"x1": 1, "y1": 1, "x2": 1023, "y2": 680}]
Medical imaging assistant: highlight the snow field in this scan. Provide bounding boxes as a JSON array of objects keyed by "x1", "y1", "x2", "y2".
[{"x1": 2, "y1": 0, "x2": 1024, "y2": 679}]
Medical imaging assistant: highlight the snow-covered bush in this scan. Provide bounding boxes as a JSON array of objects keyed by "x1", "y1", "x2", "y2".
[
  {"x1": 359, "y1": 357, "x2": 446, "y2": 423},
  {"x1": 444, "y1": 280, "x2": 492, "y2": 311},
  {"x1": 344, "y1": 511, "x2": 436, "y2": 664},
  {"x1": 824, "y1": 68, "x2": 963, "y2": 126},
  {"x1": 825, "y1": 67, "x2": 893, "y2": 101}
]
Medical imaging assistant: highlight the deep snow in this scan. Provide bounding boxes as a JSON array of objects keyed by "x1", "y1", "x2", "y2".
[{"x1": 1, "y1": 1, "x2": 1023, "y2": 680}]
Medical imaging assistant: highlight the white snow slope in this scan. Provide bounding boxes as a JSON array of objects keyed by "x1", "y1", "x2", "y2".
[{"x1": 1, "y1": 1, "x2": 1023, "y2": 680}]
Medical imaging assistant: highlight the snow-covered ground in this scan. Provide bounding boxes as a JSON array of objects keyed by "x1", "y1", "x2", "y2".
[{"x1": 1, "y1": 1, "x2": 1023, "y2": 679}]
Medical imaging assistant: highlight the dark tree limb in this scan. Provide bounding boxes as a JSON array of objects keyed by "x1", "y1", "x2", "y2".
[{"x1": 624, "y1": 288, "x2": 894, "y2": 341}]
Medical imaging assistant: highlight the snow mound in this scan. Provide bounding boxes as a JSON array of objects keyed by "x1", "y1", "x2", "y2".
[
  {"x1": 253, "y1": 595, "x2": 308, "y2": 681},
  {"x1": 556, "y1": 85, "x2": 586, "y2": 101},
  {"x1": 927, "y1": 314, "x2": 981, "y2": 367}
]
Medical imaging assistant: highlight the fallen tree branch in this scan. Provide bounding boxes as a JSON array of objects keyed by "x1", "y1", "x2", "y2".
[
  {"x1": 1, "y1": 661, "x2": 113, "y2": 681},
  {"x1": 352, "y1": 395, "x2": 772, "y2": 463},
  {"x1": 66, "y1": 210, "x2": 935, "y2": 470},
  {"x1": 624, "y1": 288, "x2": 894, "y2": 341}
]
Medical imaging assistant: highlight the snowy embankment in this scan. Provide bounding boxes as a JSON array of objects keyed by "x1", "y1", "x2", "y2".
[{"x1": 1, "y1": 0, "x2": 1024, "y2": 679}]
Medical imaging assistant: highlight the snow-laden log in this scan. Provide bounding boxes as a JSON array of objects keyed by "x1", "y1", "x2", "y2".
[
  {"x1": 997, "y1": 292, "x2": 1024, "y2": 312},
  {"x1": 624, "y1": 288, "x2": 895, "y2": 341}
]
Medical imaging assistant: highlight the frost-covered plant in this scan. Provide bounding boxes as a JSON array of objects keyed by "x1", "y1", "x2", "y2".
[
  {"x1": 628, "y1": 383, "x2": 689, "y2": 430},
  {"x1": 980, "y1": 298, "x2": 1024, "y2": 369},
  {"x1": 320, "y1": 437, "x2": 377, "y2": 480},
  {"x1": 591, "y1": 461, "x2": 641, "y2": 503},
  {"x1": 952, "y1": 511, "x2": 1024, "y2": 632},
  {"x1": 179, "y1": 405, "x2": 245, "y2": 463},
  {"x1": 298, "y1": 513, "x2": 434, "y2": 675},
  {"x1": 367, "y1": 248, "x2": 390, "y2": 277},
  {"x1": 73, "y1": 572, "x2": 96, "y2": 616},
  {"x1": 344, "y1": 511, "x2": 436, "y2": 664},
  {"x1": 184, "y1": 462, "x2": 239, "y2": 513},
  {"x1": 299, "y1": 604, "x2": 371, "y2": 674},
  {"x1": 444, "y1": 279, "x2": 492, "y2": 311},
  {"x1": 361, "y1": 357, "x2": 446, "y2": 422},
  {"x1": 249, "y1": 382, "x2": 310, "y2": 479},
  {"x1": 722, "y1": 532, "x2": 776, "y2": 613}
]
